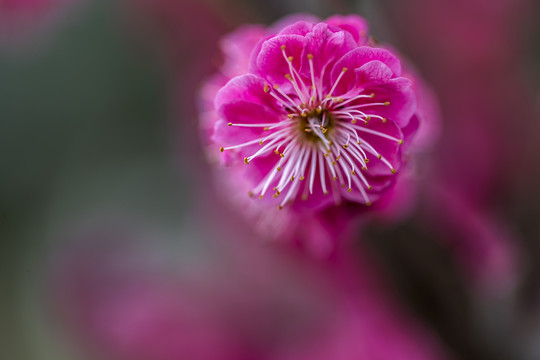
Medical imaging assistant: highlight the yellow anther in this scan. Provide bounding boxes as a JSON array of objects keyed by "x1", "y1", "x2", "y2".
[
  {"x1": 332, "y1": 161, "x2": 337, "y2": 165},
  {"x1": 384, "y1": 101, "x2": 390, "y2": 106},
  {"x1": 351, "y1": 171, "x2": 356, "y2": 176},
  {"x1": 337, "y1": 98, "x2": 344, "y2": 103},
  {"x1": 398, "y1": 139, "x2": 404, "y2": 145},
  {"x1": 357, "y1": 141, "x2": 362, "y2": 145},
  {"x1": 316, "y1": 107, "x2": 322, "y2": 114},
  {"x1": 274, "y1": 150, "x2": 280, "y2": 155},
  {"x1": 348, "y1": 188, "x2": 352, "y2": 193},
  {"x1": 391, "y1": 169, "x2": 397, "y2": 174},
  {"x1": 362, "y1": 166, "x2": 367, "y2": 170},
  {"x1": 259, "y1": 195, "x2": 264, "y2": 200},
  {"x1": 287, "y1": 114, "x2": 293, "y2": 119},
  {"x1": 370, "y1": 93, "x2": 375, "y2": 98},
  {"x1": 273, "y1": 84, "x2": 279, "y2": 89},
  {"x1": 365, "y1": 159, "x2": 370, "y2": 163},
  {"x1": 322, "y1": 128, "x2": 328, "y2": 133},
  {"x1": 227, "y1": 122, "x2": 232, "y2": 126},
  {"x1": 280, "y1": 153, "x2": 285, "y2": 157},
  {"x1": 300, "y1": 176, "x2": 305, "y2": 181},
  {"x1": 342, "y1": 67, "x2": 348, "y2": 72},
  {"x1": 343, "y1": 144, "x2": 349, "y2": 149},
  {"x1": 377, "y1": 154, "x2": 382, "y2": 159},
  {"x1": 326, "y1": 94, "x2": 332, "y2": 98},
  {"x1": 287, "y1": 56, "x2": 293, "y2": 62},
  {"x1": 278, "y1": 205, "x2": 283, "y2": 210},
  {"x1": 285, "y1": 74, "x2": 292, "y2": 80},
  {"x1": 368, "y1": 185, "x2": 372, "y2": 190},
  {"x1": 280, "y1": 45, "x2": 286, "y2": 50},
  {"x1": 328, "y1": 141, "x2": 333, "y2": 146},
  {"x1": 351, "y1": 119, "x2": 357, "y2": 124},
  {"x1": 365, "y1": 116, "x2": 371, "y2": 121},
  {"x1": 259, "y1": 141, "x2": 264, "y2": 145},
  {"x1": 336, "y1": 156, "x2": 341, "y2": 161},
  {"x1": 220, "y1": 147, "x2": 224, "y2": 152},
  {"x1": 263, "y1": 127, "x2": 269, "y2": 131},
  {"x1": 276, "y1": 190, "x2": 281, "y2": 196},
  {"x1": 307, "y1": 54, "x2": 313, "y2": 60},
  {"x1": 382, "y1": 118, "x2": 387, "y2": 123},
  {"x1": 291, "y1": 176, "x2": 295, "y2": 182},
  {"x1": 324, "y1": 153, "x2": 329, "y2": 157},
  {"x1": 333, "y1": 176, "x2": 338, "y2": 181},
  {"x1": 244, "y1": 157, "x2": 250, "y2": 164},
  {"x1": 264, "y1": 84, "x2": 270, "y2": 92},
  {"x1": 301, "y1": 112, "x2": 308, "y2": 118},
  {"x1": 277, "y1": 166, "x2": 281, "y2": 171}
]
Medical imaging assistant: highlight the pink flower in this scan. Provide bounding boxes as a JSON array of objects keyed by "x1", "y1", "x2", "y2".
[
  {"x1": 205, "y1": 15, "x2": 423, "y2": 212},
  {"x1": 0, "y1": 0, "x2": 79, "y2": 47}
]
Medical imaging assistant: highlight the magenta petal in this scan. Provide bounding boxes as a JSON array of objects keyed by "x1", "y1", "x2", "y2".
[
  {"x1": 331, "y1": 47, "x2": 402, "y2": 93},
  {"x1": 325, "y1": 14, "x2": 369, "y2": 45},
  {"x1": 215, "y1": 74, "x2": 280, "y2": 112},
  {"x1": 254, "y1": 34, "x2": 306, "y2": 87}
]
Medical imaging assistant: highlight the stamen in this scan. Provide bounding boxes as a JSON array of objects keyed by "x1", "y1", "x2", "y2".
[{"x1": 327, "y1": 67, "x2": 348, "y2": 97}]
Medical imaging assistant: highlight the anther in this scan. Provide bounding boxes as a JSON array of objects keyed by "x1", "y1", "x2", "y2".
[
  {"x1": 384, "y1": 101, "x2": 390, "y2": 106},
  {"x1": 285, "y1": 74, "x2": 292, "y2": 80},
  {"x1": 323, "y1": 191, "x2": 329, "y2": 195},
  {"x1": 307, "y1": 54, "x2": 313, "y2": 60},
  {"x1": 365, "y1": 159, "x2": 370, "y2": 163},
  {"x1": 351, "y1": 119, "x2": 357, "y2": 124},
  {"x1": 259, "y1": 195, "x2": 264, "y2": 200},
  {"x1": 264, "y1": 84, "x2": 270, "y2": 92},
  {"x1": 274, "y1": 150, "x2": 280, "y2": 155},
  {"x1": 351, "y1": 171, "x2": 356, "y2": 176},
  {"x1": 280, "y1": 153, "x2": 285, "y2": 157},
  {"x1": 366, "y1": 201, "x2": 372, "y2": 206},
  {"x1": 365, "y1": 116, "x2": 371, "y2": 121},
  {"x1": 368, "y1": 185, "x2": 372, "y2": 190},
  {"x1": 287, "y1": 114, "x2": 293, "y2": 119},
  {"x1": 227, "y1": 122, "x2": 232, "y2": 126},
  {"x1": 333, "y1": 176, "x2": 338, "y2": 181},
  {"x1": 287, "y1": 56, "x2": 293, "y2": 62},
  {"x1": 277, "y1": 166, "x2": 281, "y2": 171},
  {"x1": 348, "y1": 188, "x2": 352, "y2": 193},
  {"x1": 391, "y1": 169, "x2": 397, "y2": 174},
  {"x1": 398, "y1": 139, "x2": 404, "y2": 145},
  {"x1": 263, "y1": 127, "x2": 269, "y2": 131},
  {"x1": 332, "y1": 161, "x2": 337, "y2": 165},
  {"x1": 382, "y1": 118, "x2": 387, "y2": 123},
  {"x1": 377, "y1": 154, "x2": 382, "y2": 160},
  {"x1": 362, "y1": 166, "x2": 367, "y2": 170},
  {"x1": 343, "y1": 144, "x2": 349, "y2": 149},
  {"x1": 244, "y1": 157, "x2": 250, "y2": 164},
  {"x1": 370, "y1": 93, "x2": 375, "y2": 98},
  {"x1": 291, "y1": 176, "x2": 295, "y2": 182},
  {"x1": 219, "y1": 147, "x2": 224, "y2": 152},
  {"x1": 280, "y1": 45, "x2": 286, "y2": 50},
  {"x1": 259, "y1": 141, "x2": 264, "y2": 145},
  {"x1": 342, "y1": 67, "x2": 348, "y2": 72},
  {"x1": 278, "y1": 205, "x2": 283, "y2": 210},
  {"x1": 300, "y1": 176, "x2": 305, "y2": 181}
]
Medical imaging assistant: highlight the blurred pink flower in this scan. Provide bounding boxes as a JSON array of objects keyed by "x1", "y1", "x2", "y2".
[
  {"x1": 383, "y1": 0, "x2": 535, "y2": 288},
  {"x1": 0, "y1": 0, "x2": 78, "y2": 46},
  {"x1": 204, "y1": 15, "x2": 427, "y2": 212},
  {"x1": 49, "y1": 225, "x2": 451, "y2": 360}
]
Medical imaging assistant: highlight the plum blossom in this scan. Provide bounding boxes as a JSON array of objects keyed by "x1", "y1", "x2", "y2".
[{"x1": 206, "y1": 15, "x2": 422, "y2": 212}]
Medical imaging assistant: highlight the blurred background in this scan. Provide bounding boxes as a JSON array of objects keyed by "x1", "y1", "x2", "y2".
[{"x1": 1, "y1": 0, "x2": 540, "y2": 359}]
